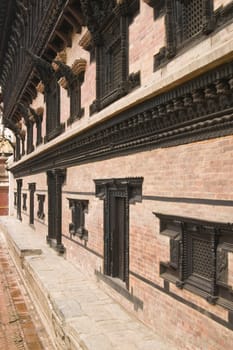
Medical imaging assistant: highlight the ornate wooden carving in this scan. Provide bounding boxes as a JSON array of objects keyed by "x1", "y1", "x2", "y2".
[
  {"x1": 37, "y1": 194, "x2": 45, "y2": 220},
  {"x1": 26, "y1": 51, "x2": 64, "y2": 142},
  {"x1": 18, "y1": 103, "x2": 34, "y2": 154},
  {"x1": 54, "y1": 59, "x2": 86, "y2": 124},
  {"x1": 154, "y1": 0, "x2": 214, "y2": 69},
  {"x1": 155, "y1": 213, "x2": 233, "y2": 310},
  {"x1": 11, "y1": 59, "x2": 233, "y2": 178},
  {"x1": 68, "y1": 198, "x2": 89, "y2": 240},
  {"x1": 95, "y1": 177, "x2": 143, "y2": 289},
  {"x1": 1, "y1": 0, "x2": 68, "y2": 126},
  {"x1": 87, "y1": 0, "x2": 140, "y2": 114}
]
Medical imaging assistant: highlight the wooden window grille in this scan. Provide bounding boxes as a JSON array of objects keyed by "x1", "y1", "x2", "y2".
[
  {"x1": 174, "y1": 0, "x2": 206, "y2": 47},
  {"x1": 37, "y1": 194, "x2": 45, "y2": 220},
  {"x1": 156, "y1": 213, "x2": 233, "y2": 309},
  {"x1": 68, "y1": 199, "x2": 89, "y2": 240}
]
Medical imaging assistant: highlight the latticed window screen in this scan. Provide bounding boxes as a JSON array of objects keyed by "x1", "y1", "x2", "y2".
[
  {"x1": 102, "y1": 19, "x2": 121, "y2": 98},
  {"x1": 191, "y1": 238, "x2": 212, "y2": 279},
  {"x1": 175, "y1": 0, "x2": 204, "y2": 46}
]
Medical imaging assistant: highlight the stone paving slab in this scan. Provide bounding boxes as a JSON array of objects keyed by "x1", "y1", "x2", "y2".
[{"x1": 0, "y1": 217, "x2": 178, "y2": 350}]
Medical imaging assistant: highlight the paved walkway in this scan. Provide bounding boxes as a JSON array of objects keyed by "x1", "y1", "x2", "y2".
[
  {"x1": 0, "y1": 216, "x2": 178, "y2": 350},
  {"x1": 0, "y1": 229, "x2": 54, "y2": 350}
]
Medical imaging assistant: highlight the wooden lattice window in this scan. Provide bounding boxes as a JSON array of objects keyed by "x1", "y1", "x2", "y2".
[
  {"x1": 68, "y1": 199, "x2": 88, "y2": 240},
  {"x1": 87, "y1": 0, "x2": 140, "y2": 114},
  {"x1": 154, "y1": 0, "x2": 213, "y2": 68},
  {"x1": 37, "y1": 194, "x2": 45, "y2": 220},
  {"x1": 174, "y1": 0, "x2": 207, "y2": 46},
  {"x1": 156, "y1": 213, "x2": 233, "y2": 309}
]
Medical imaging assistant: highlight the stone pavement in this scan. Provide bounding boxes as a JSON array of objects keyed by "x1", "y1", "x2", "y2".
[
  {"x1": 0, "y1": 216, "x2": 178, "y2": 350},
  {"x1": 0, "y1": 228, "x2": 54, "y2": 350}
]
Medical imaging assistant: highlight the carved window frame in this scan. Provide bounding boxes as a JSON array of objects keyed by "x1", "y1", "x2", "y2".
[
  {"x1": 88, "y1": 0, "x2": 140, "y2": 114},
  {"x1": 95, "y1": 177, "x2": 143, "y2": 289},
  {"x1": 68, "y1": 198, "x2": 89, "y2": 240},
  {"x1": 155, "y1": 213, "x2": 233, "y2": 310},
  {"x1": 154, "y1": 0, "x2": 214, "y2": 69},
  {"x1": 37, "y1": 194, "x2": 45, "y2": 220}
]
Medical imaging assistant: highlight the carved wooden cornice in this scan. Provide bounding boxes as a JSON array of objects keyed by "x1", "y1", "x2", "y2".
[{"x1": 10, "y1": 59, "x2": 233, "y2": 177}]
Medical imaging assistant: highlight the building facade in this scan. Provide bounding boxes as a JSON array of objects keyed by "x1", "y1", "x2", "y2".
[{"x1": 1, "y1": 0, "x2": 233, "y2": 348}]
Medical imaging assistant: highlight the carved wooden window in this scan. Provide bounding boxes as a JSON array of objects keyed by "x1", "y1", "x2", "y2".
[
  {"x1": 154, "y1": 0, "x2": 213, "y2": 69},
  {"x1": 54, "y1": 59, "x2": 86, "y2": 125},
  {"x1": 28, "y1": 183, "x2": 36, "y2": 225},
  {"x1": 155, "y1": 213, "x2": 233, "y2": 309},
  {"x1": 22, "y1": 193, "x2": 27, "y2": 211},
  {"x1": 82, "y1": 0, "x2": 140, "y2": 114},
  {"x1": 95, "y1": 177, "x2": 143, "y2": 288},
  {"x1": 68, "y1": 199, "x2": 88, "y2": 240},
  {"x1": 37, "y1": 194, "x2": 45, "y2": 220},
  {"x1": 45, "y1": 77, "x2": 61, "y2": 141},
  {"x1": 167, "y1": 0, "x2": 213, "y2": 53},
  {"x1": 28, "y1": 53, "x2": 64, "y2": 142}
]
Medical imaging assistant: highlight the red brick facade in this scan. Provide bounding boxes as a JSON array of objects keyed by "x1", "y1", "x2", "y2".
[{"x1": 2, "y1": 0, "x2": 233, "y2": 348}]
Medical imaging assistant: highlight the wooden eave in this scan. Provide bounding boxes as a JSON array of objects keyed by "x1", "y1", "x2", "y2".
[{"x1": 0, "y1": 0, "x2": 16, "y2": 77}]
